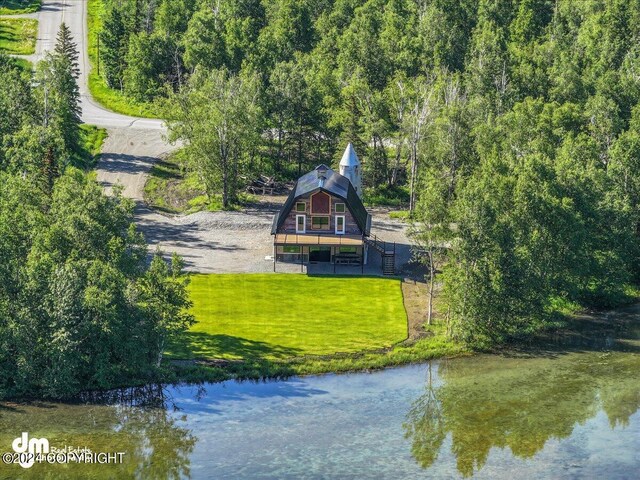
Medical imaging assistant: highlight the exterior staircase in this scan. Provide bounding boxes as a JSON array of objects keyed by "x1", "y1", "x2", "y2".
[{"x1": 364, "y1": 234, "x2": 396, "y2": 275}]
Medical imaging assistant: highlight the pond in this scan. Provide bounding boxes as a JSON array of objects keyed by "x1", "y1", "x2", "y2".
[{"x1": 0, "y1": 308, "x2": 638, "y2": 479}]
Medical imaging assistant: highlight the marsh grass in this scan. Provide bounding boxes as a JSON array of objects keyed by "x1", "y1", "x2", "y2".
[{"x1": 166, "y1": 332, "x2": 466, "y2": 384}]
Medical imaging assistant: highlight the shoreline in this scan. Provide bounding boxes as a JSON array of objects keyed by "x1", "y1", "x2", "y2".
[
  {"x1": 3, "y1": 301, "x2": 638, "y2": 404},
  {"x1": 163, "y1": 335, "x2": 470, "y2": 387},
  {"x1": 153, "y1": 299, "x2": 640, "y2": 395}
]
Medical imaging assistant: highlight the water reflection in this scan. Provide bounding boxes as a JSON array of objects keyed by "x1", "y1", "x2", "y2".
[
  {"x1": 0, "y1": 385, "x2": 196, "y2": 479},
  {"x1": 0, "y1": 310, "x2": 638, "y2": 479},
  {"x1": 404, "y1": 351, "x2": 640, "y2": 477}
]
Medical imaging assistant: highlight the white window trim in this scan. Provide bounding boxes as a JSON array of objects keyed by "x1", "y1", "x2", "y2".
[
  {"x1": 335, "y1": 203, "x2": 345, "y2": 213},
  {"x1": 335, "y1": 215, "x2": 345, "y2": 235},
  {"x1": 296, "y1": 214, "x2": 306, "y2": 233}
]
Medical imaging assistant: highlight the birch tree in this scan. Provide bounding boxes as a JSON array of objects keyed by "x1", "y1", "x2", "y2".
[
  {"x1": 403, "y1": 76, "x2": 436, "y2": 212},
  {"x1": 165, "y1": 68, "x2": 261, "y2": 208}
]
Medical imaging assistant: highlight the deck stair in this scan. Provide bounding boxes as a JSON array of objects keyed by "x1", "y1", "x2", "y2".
[{"x1": 364, "y1": 234, "x2": 396, "y2": 275}]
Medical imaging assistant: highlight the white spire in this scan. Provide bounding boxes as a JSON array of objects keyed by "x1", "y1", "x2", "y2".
[
  {"x1": 339, "y1": 143, "x2": 360, "y2": 167},
  {"x1": 339, "y1": 143, "x2": 362, "y2": 198}
]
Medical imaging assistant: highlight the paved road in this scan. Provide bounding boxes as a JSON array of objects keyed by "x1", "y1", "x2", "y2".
[
  {"x1": 7, "y1": 0, "x2": 169, "y2": 194},
  {"x1": 17, "y1": 0, "x2": 265, "y2": 272},
  {"x1": 19, "y1": 0, "x2": 164, "y2": 129}
]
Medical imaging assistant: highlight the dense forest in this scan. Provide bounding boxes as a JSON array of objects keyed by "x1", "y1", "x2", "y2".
[
  {"x1": 96, "y1": 0, "x2": 640, "y2": 346},
  {"x1": 0, "y1": 27, "x2": 194, "y2": 399}
]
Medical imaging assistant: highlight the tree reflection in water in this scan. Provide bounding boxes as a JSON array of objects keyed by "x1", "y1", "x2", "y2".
[
  {"x1": 0, "y1": 384, "x2": 196, "y2": 479},
  {"x1": 404, "y1": 352, "x2": 640, "y2": 477}
]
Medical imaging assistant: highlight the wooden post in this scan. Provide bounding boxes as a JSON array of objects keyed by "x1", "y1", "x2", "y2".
[{"x1": 97, "y1": 36, "x2": 100, "y2": 76}]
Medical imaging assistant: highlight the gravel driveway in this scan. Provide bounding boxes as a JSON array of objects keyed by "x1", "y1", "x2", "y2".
[{"x1": 139, "y1": 199, "x2": 415, "y2": 275}]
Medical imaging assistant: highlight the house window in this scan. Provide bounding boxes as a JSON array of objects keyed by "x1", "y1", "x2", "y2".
[
  {"x1": 296, "y1": 215, "x2": 306, "y2": 233},
  {"x1": 335, "y1": 203, "x2": 345, "y2": 213},
  {"x1": 295, "y1": 202, "x2": 306, "y2": 212},
  {"x1": 311, "y1": 216, "x2": 330, "y2": 230},
  {"x1": 335, "y1": 215, "x2": 345, "y2": 234},
  {"x1": 283, "y1": 246, "x2": 301, "y2": 253}
]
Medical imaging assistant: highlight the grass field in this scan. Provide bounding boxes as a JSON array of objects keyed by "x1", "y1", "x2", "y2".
[
  {"x1": 87, "y1": 0, "x2": 159, "y2": 118},
  {"x1": 0, "y1": 18, "x2": 37, "y2": 55},
  {"x1": 0, "y1": 0, "x2": 40, "y2": 15},
  {"x1": 167, "y1": 274, "x2": 409, "y2": 360}
]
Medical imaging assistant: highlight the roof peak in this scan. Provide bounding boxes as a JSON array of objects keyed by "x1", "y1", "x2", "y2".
[
  {"x1": 339, "y1": 143, "x2": 360, "y2": 167},
  {"x1": 315, "y1": 163, "x2": 332, "y2": 171}
]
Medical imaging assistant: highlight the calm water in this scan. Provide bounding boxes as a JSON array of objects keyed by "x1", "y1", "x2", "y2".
[{"x1": 1, "y1": 311, "x2": 638, "y2": 479}]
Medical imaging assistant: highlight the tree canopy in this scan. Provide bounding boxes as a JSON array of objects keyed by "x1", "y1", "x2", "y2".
[
  {"x1": 0, "y1": 26, "x2": 195, "y2": 399},
  {"x1": 93, "y1": 0, "x2": 640, "y2": 347}
]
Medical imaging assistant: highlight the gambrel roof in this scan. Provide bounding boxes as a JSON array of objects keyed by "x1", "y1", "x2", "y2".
[{"x1": 271, "y1": 165, "x2": 371, "y2": 236}]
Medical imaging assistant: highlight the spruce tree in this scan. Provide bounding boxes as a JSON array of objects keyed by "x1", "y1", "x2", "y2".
[
  {"x1": 54, "y1": 23, "x2": 80, "y2": 79},
  {"x1": 37, "y1": 52, "x2": 81, "y2": 154},
  {"x1": 99, "y1": 7, "x2": 128, "y2": 90}
]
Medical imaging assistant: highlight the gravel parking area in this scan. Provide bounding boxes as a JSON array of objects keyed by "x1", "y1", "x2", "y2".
[
  {"x1": 97, "y1": 129, "x2": 415, "y2": 275},
  {"x1": 139, "y1": 196, "x2": 415, "y2": 275}
]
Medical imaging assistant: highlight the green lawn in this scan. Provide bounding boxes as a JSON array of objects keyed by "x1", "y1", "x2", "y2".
[
  {"x1": 167, "y1": 274, "x2": 409, "y2": 360},
  {"x1": 0, "y1": 0, "x2": 40, "y2": 15},
  {"x1": 0, "y1": 18, "x2": 37, "y2": 55}
]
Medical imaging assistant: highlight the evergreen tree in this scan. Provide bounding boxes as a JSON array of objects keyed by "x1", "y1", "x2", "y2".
[
  {"x1": 99, "y1": 5, "x2": 129, "y2": 90},
  {"x1": 36, "y1": 52, "x2": 81, "y2": 154},
  {"x1": 54, "y1": 22, "x2": 80, "y2": 79}
]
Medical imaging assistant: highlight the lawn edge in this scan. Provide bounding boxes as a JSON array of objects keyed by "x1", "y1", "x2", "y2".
[
  {"x1": 163, "y1": 275, "x2": 468, "y2": 385},
  {"x1": 163, "y1": 339, "x2": 471, "y2": 386}
]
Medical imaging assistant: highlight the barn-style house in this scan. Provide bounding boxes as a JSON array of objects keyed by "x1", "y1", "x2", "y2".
[{"x1": 271, "y1": 144, "x2": 396, "y2": 273}]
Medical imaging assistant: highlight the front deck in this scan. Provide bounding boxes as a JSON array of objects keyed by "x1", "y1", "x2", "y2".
[
  {"x1": 273, "y1": 233, "x2": 367, "y2": 273},
  {"x1": 272, "y1": 232, "x2": 396, "y2": 275}
]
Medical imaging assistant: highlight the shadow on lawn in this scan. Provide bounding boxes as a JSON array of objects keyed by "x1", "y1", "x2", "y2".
[{"x1": 171, "y1": 332, "x2": 304, "y2": 361}]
